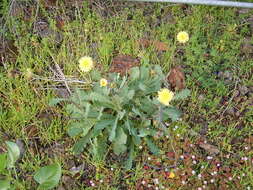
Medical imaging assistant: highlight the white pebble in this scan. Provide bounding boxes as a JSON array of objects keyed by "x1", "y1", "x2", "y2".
[
  {"x1": 203, "y1": 181, "x2": 207, "y2": 185},
  {"x1": 197, "y1": 188, "x2": 202, "y2": 190},
  {"x1": 99, "y1": 179, "x2": 103, "y2": 183},
  {"x1": 190, "y1": 144, "x2": 193, "y2": 147},
  {"x1": 139, "y1": 146, "x2": 143, "y2": 149},
  {"x1": 192, "y1": 170, "x2": 196, "y2": 175},
  {"x1": 153, "y1": 178, "x2": 159, "y2": 184},
  {"x1": 111, "y1": 168, "x2": 114, "y2": 171},
  {"x1": 148, "y1": 157, "x2": 151, "y2": 161},
  {"x1": 155, "y1": 187, "x2": 159, "y2": 190},
  {"x1": 202, "y1": 185, "x2": 206, "y2": 189},
  {"x1": 182, "y1": 180, "x2": 186, "y2": 185},
  {"x1": 207, "y1": 156, "x2": 213, "y2": 160},
  {"x1": 229, "y1": 177, "x2": 233, "y2": 181},
  {"x1": 201, "y1": 165, "x2": 205, "y2": 169},
  {"x1": 198, "y1": 174, "x2": 202, "y2": 179},
  {"x1": 210, "y1": 179, "x2": 215, "y2": 183},
  {"x1": 193, "y1": 160, "x2": 197, "y2": 164},
  {"x1": 180, "y1": 155, "x2": 184, "y2": 159},
  {"x1": 141, "y1": 181, "x2": 146, "y2": 185},
  {"x1": 192, "y1": 155, "x2": 196, "y2": 159},
  {"x1": 245, "y1": 146, "x2": 249, "y2": 150}
]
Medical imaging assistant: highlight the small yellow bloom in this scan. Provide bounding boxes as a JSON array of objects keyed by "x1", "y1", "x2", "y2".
[
  {"x1": 25, "y1": 68, "x2": 33, "y2": 80},
  {"x1": 157, "y1": 88, "x2": 174, "y2": 106},
  {"x1": 78, "y1": 56, "x2": 94, "y2": 72},
  {"x1": 100, "y1": 78, "x2": 108, "y2": 87},
  {"x1": 177, "y1": 31, "x2": 189, "y2": 43},
  {"x1": 168, "y1": 171, "x2": 175, "y2": 179}
]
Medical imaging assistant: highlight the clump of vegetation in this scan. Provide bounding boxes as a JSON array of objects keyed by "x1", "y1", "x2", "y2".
[
  {"x1": 50, "y1": 61, "x2": 190, "y2": 168},
  {"x1": 0, "y1": 142, "x2": 61, "y2": 190}
]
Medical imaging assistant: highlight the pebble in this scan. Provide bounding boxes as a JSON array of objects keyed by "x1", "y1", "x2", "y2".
[
  {"x1": 225, "y1": 107, "x2": 235, "y2": 116},
  {"x1": 223, "y1": 71, "x2": 232, "y2": 79},
  {"x1": 238, "y1": 85, "x2": 249, "y2": 96},
  {"x1": 198, "y1": 94, "x2": 205, "y2": 101}
]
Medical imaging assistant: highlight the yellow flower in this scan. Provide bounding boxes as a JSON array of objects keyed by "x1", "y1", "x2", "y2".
[
  {"x1": 25, "y1": 68, "x2": 33, "y2": 80},
  {"x1": 78, "y1": 56, "x2": 94, "y2": 72},
  {"x1": 168, "y1": 171, "x2": 175, "y2": 179},
  {"x1": 177, "y1": 31, "x2": 189, "y2": 43},
  {"x1": 157, "y1": 88, "x2": 174, "y2": 106},
  {"x1": 100, "y1": 78, "x2": 108, "y2": 87}
]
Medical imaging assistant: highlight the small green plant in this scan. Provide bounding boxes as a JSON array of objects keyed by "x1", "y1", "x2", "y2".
[
  {"x1": 50, "y1": 64, "x2": 190, "y2": 168},
  {"x1": 34, "y1": 163, "x2": 62, "y2": 190},
  {"x1": 0, "y1": 141, "x2": 20, "y2": 190},
  {"x1": 0, "y1": 141, "x2": 61, "y2": 190}
]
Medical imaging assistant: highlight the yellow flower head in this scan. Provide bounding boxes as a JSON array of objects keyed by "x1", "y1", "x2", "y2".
[
  {"x1": 177, "y1": 31, "x2": 189, "y2": 43},
  {"x1": 100, "y1": 78, "x2": 108, "y2": 87},
  {"x1": 157, "y1": 88, "x2": 174, "y2": 106},
  {"x1": 25, "y1": 68, "x2": 33, "y2": 80},
  {"x1": 78, "y1": 56, "x2": 94, "y2": 72},
  {"x1": 168, "y1": 171, "x2": 175, "y2": 179}
]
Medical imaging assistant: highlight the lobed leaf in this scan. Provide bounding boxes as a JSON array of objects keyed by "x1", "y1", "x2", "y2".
[
  {"x1": 173, "y1": 89, "x2": 190, "y2": 100},
  {"x1": 145, "y1": 137, "x2": 160, "y2": 155}
]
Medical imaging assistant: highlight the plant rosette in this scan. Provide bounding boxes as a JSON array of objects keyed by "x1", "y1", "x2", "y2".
[{"x1": 50, "y1": 64, "x2": 190, "y2": 169}]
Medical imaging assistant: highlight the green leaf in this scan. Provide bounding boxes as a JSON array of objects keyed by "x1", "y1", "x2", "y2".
[
  {"x1": 125, "y1": 119, "x2": 141, "y2": 146},
  {"x1": 0, "y1": 180, "x2": 10, "y2": 190},
  {"x1": 34, "y1": 163, "x2": 61, "y2": 190},
  {"x1": 91, "y1": 136, "x2": 107, "y2": 161},
  {"x1": 129, "y1": 67, "x2": 140, "y2": 81},
  {"x1": 163, "y1": 107, "x2": 182, "y2": 122},
  {"x1": 109, "y1": 114, "x2": 119, "y2": 142},
  {"x1": 125, "y1": 140, "x2": 135, "y2": 170},
  {"x1": 73, "y1": 130, "x2": 93, "y2": 154},
  {"x1": 70, "y1": 89, "x2": 90, "y2": 103},
  {"x1": 138, "y1": 128, "x2": 156, "y2": 137},
  {"x1": 112, "y1": 128, "x2": 128, "y2": 155},
  {"x1": 67, "y1": 120, "x2": 95, "y2": 137},
  {"x1": 138, "y1": 83, "x2": 147, "y2": 91},
  {"x1": 67, "y1": 123, "x2": 83, "y2": 137},
  {"x1": 173, "y1": 89, "x2": 190, "y2": 100},
  {"x1": 6, "y1": 141, "x2": 20, "y2": 168},
  {"x1": 90, "y1": 70, "x2": 101, "y2": 81},
  {"x1": 66, "y1": 104, "x2": 84, "y2": 118},
  {"x1": 116, "y1": 128, "x2": 127, "y2": 145},
  {"x1": 48, "y1": 98, "x2": 65, "y2": 106},
  {"x1": 90, "y1": 92, "x2": 111, "y2": 104},
  {"x1": 112, "y1": 143, "x2": 127, "y2": 155},
  {"x1": 0, "y1": 154, "x2": 7, "y2": 172},
  {"x1": 127, "y1": 90, "x2": 135, "y2": 99},
  {"x1": 153, "y1": 65, "x2": 164, "y2": 78},
  {"x1": 140, "y1": 66, "x2": 149, "y2": 80},
  {"x1": 145, "y1": 137, "x2": 160, "y2": 155},
  {"x1": 93, "y1": 119, "x2": 114, "y2": 137}
]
